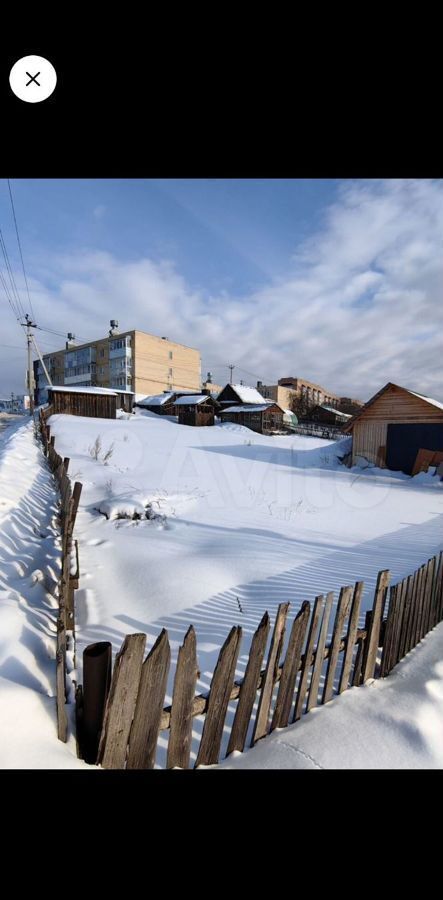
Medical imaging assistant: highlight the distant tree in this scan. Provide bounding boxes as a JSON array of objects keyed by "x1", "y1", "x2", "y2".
[{"x1": 289, "y1": 393, "x2": 316, "y2": 421}]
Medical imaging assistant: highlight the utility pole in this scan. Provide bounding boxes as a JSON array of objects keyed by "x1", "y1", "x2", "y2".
[
  {"x1": 228, "y1": 364, "x2": 235, "y2": 384},
  {"x1": 23, "y1": 313, "x2": 36, "y2": 416}
]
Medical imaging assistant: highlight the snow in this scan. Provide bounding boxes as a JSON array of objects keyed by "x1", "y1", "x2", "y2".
[
  {"x1": 44, "y1": 409, "x2": 442, "y2": 767},
  {"x1": 220, "y1": 623, "x2": 443, "y2": 769},
  {"x1": 408, "y1": 389, "x2": 443, "y2": 412},
  {"x1": 1, "y1": 406, "x2": 442, "y2": 769},
  {"x1": 174, "y1": 395, "x2": 211, "y2": 406},
  {"x1": 221, "y1": 384, "x2": 269, "y2": 404},
  {"x1": 0, "y1": 416, "x2": 87, "y2": 768},
  {"x1": 49, "y1": 385, "x2": 118, "y2": 396},
  {"x1": 220, "y1": 404, "x2": 279, "y2": 413},
  {"x1": 137, "y1": 393, "x2": 175, "y2": 406}
]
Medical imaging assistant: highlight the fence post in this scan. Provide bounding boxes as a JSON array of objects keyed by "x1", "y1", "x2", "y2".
[
  {"x1": 361, "y1": 570, "x2": 390, "y2": 682},
  {"x1": 81, "y1": 642, "x2": 112, "y2": 764}
]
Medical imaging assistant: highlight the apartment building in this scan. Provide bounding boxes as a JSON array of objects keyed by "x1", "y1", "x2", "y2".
[
  {"x1": 257, "y1": 377, "x2": 340, "y2": 409},
  {"x1": 34, "y1": 324, "x2": 201, "y2": 405}
]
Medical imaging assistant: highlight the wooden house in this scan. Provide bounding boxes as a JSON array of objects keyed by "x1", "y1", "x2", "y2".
[
  {"x1": 175, "y1": 394, "x2": 218, "y2": 426},
  {"x1": 136, "y1": 392, "x2": 177, "y2": 415},
  {"x1": 343, "y1": 382, "x2": 443, "y2": 473},
  {"x1": 47, "y1": 386, "x2": 117, "y2": 419},
  {"x1": 219, "y1": 403, "x2": 284, "y2": 434},
  {"x1": 309, "y1": 404, "x2": 352, "y2": 427},
  {"x1": 216, "y1": 383, "x2": 269, "y2": 408}
]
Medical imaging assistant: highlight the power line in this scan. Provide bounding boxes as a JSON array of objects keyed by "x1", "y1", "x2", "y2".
[
  {"x1": 0, "y1": 228, "x2": 25, "y2": 320},
  {"x1": 7, "y1": 180, "x2": 35, "y2": 321}
]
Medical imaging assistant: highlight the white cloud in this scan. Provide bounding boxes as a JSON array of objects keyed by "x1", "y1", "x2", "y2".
[{"x1": 1, "y1": 179, "x2": 442, "y2": 401}]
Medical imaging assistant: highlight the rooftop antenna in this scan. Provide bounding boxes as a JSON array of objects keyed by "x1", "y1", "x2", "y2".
[{"x1": 228, "y1": 364, "x2": 235, "y2": 384}]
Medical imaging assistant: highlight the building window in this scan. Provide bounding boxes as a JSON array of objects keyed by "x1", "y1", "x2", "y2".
[
  {"x1": 169, "y1": 368, "x2": 173, "y2": 376},
  {"x1": 169, "y1": 351, "x2": 173, "y2": 360},
  {"x1": 100, "y1": 348, "x2": 105, "y2": 358}
]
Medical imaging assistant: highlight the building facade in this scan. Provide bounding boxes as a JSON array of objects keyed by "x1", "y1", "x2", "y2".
[
  {"x1": 257, "y1": 377, "x2": 340, "y2": 409},
  {"x1": 34, "y1": 326, "x2": 201, "y2": 405}
]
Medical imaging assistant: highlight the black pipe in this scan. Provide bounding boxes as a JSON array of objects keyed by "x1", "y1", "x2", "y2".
[{"x1": 82, "y1": 642, "x2": 112, "y2": 764}]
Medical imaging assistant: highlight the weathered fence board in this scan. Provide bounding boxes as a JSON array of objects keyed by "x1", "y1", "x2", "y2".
[
  {"x1": 252, "y1": 603, "x2": 289, "y2": 744},
  {"x1": 307, "y1": 593, "x2": 333, "y2": 712},
  {"x1": 398, "y1": 575, "x2": 414, "y2": 661},
  {"x1": 339, "y1": 582, "x2": 364, "y2": 692},
  {"x1": 167, "y1": 626, "x2": 199, "y2": 769},
  {"x1": 271, "y1": 602, "x2": 311, "y2": 729},
  {"x1": 97, "y1": 633, "x2": 147, "y2": 769},
  {"x1": 293, "y1": 596, "x2": 323, "y2": 721},
  {"x1": 361, "y1": 570, "x2": 390, "y2": 682},
  {"x1": 227, "y1": 613, "x2": 270, "y2": 755},
  {"x1": 323, "y1": 586, "x2": 353, "y2": 703},
  {"x1": 127, "y1": 629, "x2": 171, "y2": 769},
  {"x1": 195, "y1": 626, "x2": 242, "y2": 767}
]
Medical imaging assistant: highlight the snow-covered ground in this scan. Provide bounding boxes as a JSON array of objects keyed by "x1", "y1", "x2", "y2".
[
  {"x1": 0, "y1": 416, "x2": 86, "y2": 767},
  {"x1": 47, "y1": 409, "x2": 442, "y2": 766},
  {"x1": 1, "y1": 409, "x2": 442, "y2": 768}
]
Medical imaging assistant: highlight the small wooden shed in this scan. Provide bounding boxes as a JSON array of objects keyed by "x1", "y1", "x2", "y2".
[
  {"x1": 113, "y1": 390, "x2": 135, "y2": 413},
  {"x1": 136, "y1": 392, "x2": 177, "y2": 415},
  {"x1": 344, "y1": 382, "x2": 443, "y2": 473},
  {"x1": 175, "y1": 394, "x2": 218, "y2": 426},
  {"x1": 47, "y1": 386, "x2": 117, "y2": 419},
  {"x1": 219, "y1": 403, "x2": 284, "y2": 434}
]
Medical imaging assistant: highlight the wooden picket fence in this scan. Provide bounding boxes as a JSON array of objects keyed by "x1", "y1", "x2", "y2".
[
  {"x1": 38, "y1": 407, "x2": 82, "y2": 741},
  {"x1": 81, "y1": 551, "x2": 443, "y2": 769}
]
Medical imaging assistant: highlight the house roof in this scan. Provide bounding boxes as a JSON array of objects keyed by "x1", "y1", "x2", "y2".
[
  {"x1": 218, "y1": 384, "x2": 269, "y2": 405},
  {"x1": 343, "y1": 382, "x2": 443, "y2": 433},
  {"x1": 48, "y1": 385, "x2": 118, "y2": 396},
  {"x1": 175, "y1": 394, "x2": 211, "y2": 406},
  {"x1": 138, "y1": 392, "x2": 175, "y2": 406},
  {"x1": 220, "y1": 403, "x2": 284, "y2": 414},
  {"x1": 320, "y1": 404, "x2": 352, "y2": 418}
]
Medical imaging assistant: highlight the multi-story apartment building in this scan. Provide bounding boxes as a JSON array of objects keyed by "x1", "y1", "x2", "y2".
[
  {"x1": 34, "y1": 324, "x2": 201, "y2": 405},
  {"x1": 257, "y1": 377, "x2": 340, "y2": 409}
]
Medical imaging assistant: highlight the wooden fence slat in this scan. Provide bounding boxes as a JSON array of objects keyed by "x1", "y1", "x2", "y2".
[
  {"x1": 423, "y1": 557, "x2": 436, "y2": 637},
  {"x1": 56, "y1": 627, "x2": 68, "y2": 742},
  {"x1": 195, "y1": 626, "x2": 242, "y2": 767},
  {"x1": 97, "y1": 633, "x2": 147, "y2": 769},
  {"x1": 293, "y1": 596, "x2": 323, "y2": 722},
  {"x1": 417, "y1": 562, "x2": 429, "y2": 642},
  {"x1": 322, "y1": 585, "x2": 353, "y2": 704},
  {"x1": 361, "y1": 570, "x2": 390, "y2": 682},
  {"x1": 251, "y1": 603, "x2": 290, "y2": 744},
  {"x1": 69, "y1": 482, "x2": 83, "y2": 531},
  {"x1": 398, "y1": 574, "x2": 414, "y2": 662},
  {"x1": 167, "y1": 626, "x2": 199, "y2": 769},
  {"x1": 429, "y1": 556, "x2": 440, "y2": 631},
  {"x1": 353, "y1": 611, "x2": 371, "y2": 686},
  {"x1": 271, "y1": 602, "x2": 311, "y2": 730},
  {"x1": 412, "y1": 566, "x2": 426, "y2": 648},
  {"x1": 391, "y1": 579, "x2": 409, "y2": 669},
  {"x1": 226, "y1": 613, "x2": 270, "y2": 755},
  {"x1": 380, "y1": 583, "x2": 397, "y2": 676},
  {"x1": 127, "y1": 629, "x2": 171, "y2": 769},
  {"x1": 433, "y1": 552, "x2": 443, "y2": 627},
  {"x1": 339, "y1": 581, "x2": 364, "y2": 692},
  {"x1": 306, "y1": 593, "x2": 333, "y2": 711},
  {"x1": 405, "y1": 569, "x2": 419, "y2": 653}
]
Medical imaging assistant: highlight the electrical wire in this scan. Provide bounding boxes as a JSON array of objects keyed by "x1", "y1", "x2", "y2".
[
  {"x1": 7, "y1": 180, "x2": 35, "y2": 321},
  {"x1": 0, "y1": 229, "x2": 25, "y2": 320}
]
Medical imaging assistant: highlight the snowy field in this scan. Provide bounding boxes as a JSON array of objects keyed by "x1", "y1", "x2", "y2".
[{"x1": 1, "y1": 410, "x2": 442, "y2": 768}]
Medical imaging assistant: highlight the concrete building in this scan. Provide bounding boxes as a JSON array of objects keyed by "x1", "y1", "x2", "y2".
[
  {"x1": 257, "y1": 377, "x2": 340, "y2": 409},
  {"x1": 34, "y1": 323, "x2": 201, "y2": 405}
]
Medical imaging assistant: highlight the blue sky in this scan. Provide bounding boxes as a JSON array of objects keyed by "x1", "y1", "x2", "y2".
[{"x1": 0, "y1": 178, "x2": 441, "y2": 399}]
